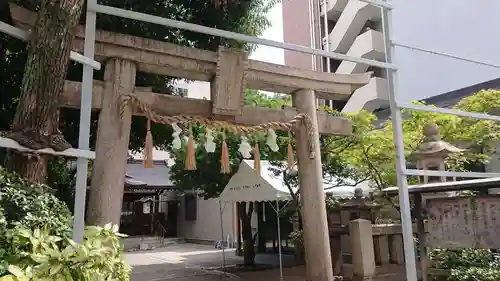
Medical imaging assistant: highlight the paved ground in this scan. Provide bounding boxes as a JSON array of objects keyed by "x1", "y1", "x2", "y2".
[{"x1": 125, "y1": 243, "x2": 306, "y2": 281}]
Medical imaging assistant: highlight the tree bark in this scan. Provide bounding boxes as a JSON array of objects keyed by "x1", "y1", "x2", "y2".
[
  {"x1": 236, "y1": 202, "x2": 242, "y2": 256},
  {"x1": 8, "y1": 0, "x2": 84, "y2": 183},
  {"x1": 238, "y1": 201, "x2": 255, "y2": 266},
  {"x1": 256, "y1": 202, "x2": 266, "y2": 252}
]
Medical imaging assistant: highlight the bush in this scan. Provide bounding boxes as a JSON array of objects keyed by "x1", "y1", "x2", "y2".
[
  {"x1": 0, "y1": 166, "x2": 130, "y2": 281},
  {"x1": 430, "y1": 248, "x2": 500, "y2": 281},
  {"x1": 0, "y1": 166, "x2": 73, "y2": 237},
  {"x1": 0, "y1": 224, "x2": 131, "y2": 281}
]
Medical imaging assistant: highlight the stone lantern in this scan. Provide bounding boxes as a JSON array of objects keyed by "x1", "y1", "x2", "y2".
[
  {"x1": 410, "y1": 123, "x2": 464, "y2": 200},
  {"x1": 341, "y1": 187, "x2": 379, "y2": 223},
  {"x1": 410, "y1": 123, "x2": 464, "y2": 184}
]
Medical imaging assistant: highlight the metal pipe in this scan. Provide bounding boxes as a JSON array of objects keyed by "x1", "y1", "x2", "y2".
[
  {"x1": 0, "y1": 21, "x2": 101, "y2": 70},
  {"x1": 276, "y1": 201, "x2": 284, "y2": 281},
  {"x1": 398, "y1": 103, "x2": 500, "y2": 122},
  {"x1": 393, "y1": 41, "x2": 500, "y2": 70},
  {"x1": 219, "y1": 201, "x2": 227, "y2": 271},
  {"x1": 308, "y1": 0, "x2": 316, "y2": 71},
  {"x1": 88, "y1": 3, "x2": 397, "y2": 70},
  {"x1": 404, "y1": 169, "x2": 500, "y2": 178},
  {"x1": 381, "y1": 7, "x2": 418, "y2": 281},
  {"x1": 322, "y1": 0, "x2": 331, "y2": 73},
  {"x1": 72, "y1": 0, "x2": 98, "y2": 243}
]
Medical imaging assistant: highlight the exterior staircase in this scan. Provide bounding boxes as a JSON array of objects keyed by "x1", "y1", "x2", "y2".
[
  {"x1": 328, "y1": 0, "x2": 381, "y2": 54},
  {"x1": 342, "y1": 77, "x2": 389, "y2": 113},
  {"x1": 336, "y1": 29, "x2": 384, "y2": 74},
  {"x1": 323, "y1": 0, "x2": 389, "y2": 113},
  {"x1": 122, "y1": 220, "x2": 184, "y2": 251}
]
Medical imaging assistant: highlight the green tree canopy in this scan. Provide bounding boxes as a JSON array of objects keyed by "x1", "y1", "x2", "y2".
[{"x1": 0, "y1": 0, "x2": 280, "y2": 152}]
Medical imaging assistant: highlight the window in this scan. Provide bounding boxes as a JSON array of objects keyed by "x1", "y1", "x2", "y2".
[
  {"x1": 121, "y1": 201, "x2": 134, "y2": 216},
  {"x1": 185, "y1": 194, "x2": 197, "y2": 221},
  {"x1": 176, "y1": 87, "x2": 188, "y2": 97}
]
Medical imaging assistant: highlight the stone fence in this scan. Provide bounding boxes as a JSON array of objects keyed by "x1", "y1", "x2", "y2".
[{"x1": 342, "y1": 220, "x2": 420, "y2": 281}]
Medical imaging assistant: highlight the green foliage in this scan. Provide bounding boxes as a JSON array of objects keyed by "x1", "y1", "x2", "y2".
[
  {"x1": 0, "y1": 166, "x2": 72, "y2": 238},
  {"x1": 429, "y1": 248, "x2": 500, "y2": 281},
  {"x1": 0, "y1": 224, "x2": 130, "y2": 281},
  {"x1": 244, "y1": 89, "x2": 291, "y2": 109},
  {"x1": 169, "y1": 90, "x2": 289, "y2": 198},
  {"x1": 288, "y1": 229, "x2": 303, "y2": 249},
  {"x1": 0, "y1": 0, "x2": 280, "y2": 151},
  {"x1": 0, "y1": 167, "x2": 129, "y2": 281},
  {"x1": 169, "y1": 126, "x2": 277, "y2": 198},
  {"x1": 327, "y1": 89, "x2": 500, "y2": 194}
]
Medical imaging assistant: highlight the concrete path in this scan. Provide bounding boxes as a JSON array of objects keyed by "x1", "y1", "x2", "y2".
[{"x1": 125, "y1": 243, "x2": 306, "y2": 281}]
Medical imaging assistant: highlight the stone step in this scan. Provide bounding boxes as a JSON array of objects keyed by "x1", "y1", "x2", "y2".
[{"x1": 122, "y1": 236, "x2": 184, "y2": 251}]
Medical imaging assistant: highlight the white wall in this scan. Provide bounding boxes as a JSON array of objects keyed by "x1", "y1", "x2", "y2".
[
  {"x1": 178, "y1": 196, "x2": 235, "y2": 242},
  {"x1": 175, "y1": 79, "x2": 211, "y2": 100},
  {"x1": 392, "y1": 0, "x2": 500, "y2": 102}
]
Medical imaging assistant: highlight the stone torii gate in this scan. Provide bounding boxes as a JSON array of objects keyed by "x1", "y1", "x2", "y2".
[{"x1": 10, "y1": 4, "x2": 372, "y2": 281}]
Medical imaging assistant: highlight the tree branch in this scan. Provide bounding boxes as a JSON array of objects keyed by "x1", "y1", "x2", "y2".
[{"x1": 323, "y1": 176, "x2": 370, "y2": 190}]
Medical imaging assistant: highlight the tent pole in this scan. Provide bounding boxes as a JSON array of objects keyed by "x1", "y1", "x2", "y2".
[
  {"x1": 276, "y1": 201, "x2": 284, "y2": 281},
  {"x1": 219, "y1": 201, "x2": 227, "y2": 271}
]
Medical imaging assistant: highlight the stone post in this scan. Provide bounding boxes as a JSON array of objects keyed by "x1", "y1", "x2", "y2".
[
  {"x1": 87, "y1": 58, "x2": 136, "y2": 227},
  {"x1": 293, "y1": 89, "x2": 333, "y2": 281},
  {"x1": 349, "y1": 219, "x2": 376, "y2": 281}
]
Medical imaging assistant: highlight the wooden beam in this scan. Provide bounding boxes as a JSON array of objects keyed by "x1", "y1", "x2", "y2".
[
  {"x1": 61, "y1": 81, "x2": 352, "y2": 136},
  {"x1": 10, "y1": 3, "x2": 371, "y2": 99}
]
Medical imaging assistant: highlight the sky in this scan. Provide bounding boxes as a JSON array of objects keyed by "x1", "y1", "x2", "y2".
[
  {"x1": 391, "y1": 0, "x2": 500, "y2": 102},
  {"x1": 255, "y1": 0, "x2": 500, "y2": 103},
  {"x1": 180, "y1": 3, "x2": 284, "y2": 100},
  {"x1": 248, "y1": 3, "x2": 284, "y2": 65}
]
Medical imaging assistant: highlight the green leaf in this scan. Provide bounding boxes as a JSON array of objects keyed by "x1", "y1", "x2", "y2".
[
  {"x1": 30, "y1": 254, "x2": 49, "y2": 264},
  {"x1": 49, "y1": 264, "x2": 62, "y2": 276},
  {"x1": 7, "y1": 265, "x2": 24, "y2": 278},
  {"x1": 0, "y1": 275, "x2": 17, "y2": 281}
]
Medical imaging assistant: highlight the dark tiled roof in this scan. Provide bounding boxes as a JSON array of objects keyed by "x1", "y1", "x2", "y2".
[
  {"x1": 422, "y1": 77, "x2": 500, "y2": 108},
  {"x1": 125, "y1": 159, "x2": 174, "y2": 188}
]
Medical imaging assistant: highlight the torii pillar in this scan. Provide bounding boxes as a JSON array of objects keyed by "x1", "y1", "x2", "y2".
[
  {"x1": 87, "y1": 58, "x2": 136, "y2": 226},
  {"x1": 293, "y1": 89, "x2": 334, "y2": 281}
]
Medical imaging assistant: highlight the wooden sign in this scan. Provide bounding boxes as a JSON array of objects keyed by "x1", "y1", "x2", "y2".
[
  {"x1": 212, "y1": 46, "x2": 248, "y2": 116},
  {"x1": 426, "y1": 195, "x2": 500, "y2": 249}
]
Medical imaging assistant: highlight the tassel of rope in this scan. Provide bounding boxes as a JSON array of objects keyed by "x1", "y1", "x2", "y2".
[
  {"x1": 143, "y1": 119, "x2": 153, "y2": 168},
  {"x1": 220, "y1": 130, "x2": 231, "y2": 174},
  {"x1": 120, "y1": 94, "x2": 316, "y2": 159},
  {"x1": 185, "y1": 125, "x2": 197, "y2": 171}
]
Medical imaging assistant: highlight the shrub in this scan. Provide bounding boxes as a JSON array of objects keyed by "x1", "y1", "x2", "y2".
[
  {"x1": 0, "y1": 223, "x2": 131, "y2": 281},
  {"x1": 0, "y1": 166, "x2": 72, "y2": 237},
  {"x1": 0, "y1": 167, "x2": 130, "y2": 281},
  {"x1": 430, "y1": 248, "x2": 500, "y2": 281}
]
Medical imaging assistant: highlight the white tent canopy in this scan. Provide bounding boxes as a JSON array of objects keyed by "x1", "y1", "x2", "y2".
[{"x1": 218, "y1": 160, "x2": 372, "y2": 203}]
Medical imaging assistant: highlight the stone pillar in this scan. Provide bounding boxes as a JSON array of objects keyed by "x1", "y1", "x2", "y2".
[
  {"x1": 349, "y1": 219, "x2": 376, "y2": 281},
  {"x1": 87, "y1": 58, "x2": 136, "y2": 227},
  {"x1": 292, "y1": 89, "x2": 333, "y2": 281}
]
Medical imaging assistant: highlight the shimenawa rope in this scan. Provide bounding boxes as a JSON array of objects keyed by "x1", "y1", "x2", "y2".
[{"x1": 119, "y1": 94, "x2": 316, "y2": 158}]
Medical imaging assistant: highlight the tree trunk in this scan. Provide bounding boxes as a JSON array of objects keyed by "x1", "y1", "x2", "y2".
[
  {"x1": 8, "y1": 0, "x2": 84, "y2": 182},
  {"x1": 236, "y1": 202, "x2": 242, "y2": 256},
  {"x1": 238, "y1": 202, "x2": 255, "y2": 266},
  {"x1": 256, "y1": 202, "x2": 266, "y2": 253}
]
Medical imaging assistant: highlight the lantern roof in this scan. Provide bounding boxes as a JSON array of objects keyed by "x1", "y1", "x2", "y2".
[{"x1": 410, "y1": 123, "x2": 464, "y2": 160}]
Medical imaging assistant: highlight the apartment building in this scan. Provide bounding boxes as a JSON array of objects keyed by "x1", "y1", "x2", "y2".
[
  {"x1": 282, "y1": 0, "x2": 500, "y2": 113},
  {"x1": 282, "y1": 0, "x2": 387, "y2": 112}
]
